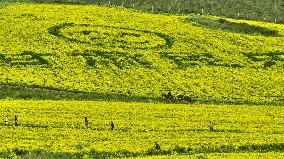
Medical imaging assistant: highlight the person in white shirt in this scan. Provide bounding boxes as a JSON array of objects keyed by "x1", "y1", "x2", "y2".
[
  {"x1": 5, "y1": 115, "x2": 8, "y2": 126},
  {"x1": 209, "y1": 121, "x2": 213, "y2": 132}
]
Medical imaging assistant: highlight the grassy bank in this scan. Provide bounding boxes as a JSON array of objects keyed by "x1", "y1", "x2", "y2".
[{"x1": 0, "y1": 0, "x2": 283, "y2": 23}]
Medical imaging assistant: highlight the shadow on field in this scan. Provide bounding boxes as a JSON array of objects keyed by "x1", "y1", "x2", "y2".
[
  {"x1": 0, "y1": 84, "x2": 284, "y2": 106},
  {"x1": 164, "y1": 128, "x2": 244, "y2": 133},
  {"x1": 164, "y1": 128, "x2": 207, "y2": 132},
  {"x1": 0, "y1": 84, "x2": 161, "y2": 102},
  {"x1": 21, "y1": 124, "x2": 49, "y2": 129},
  {"x1": 12, "y1": 124, "x2": 130, "y2": 132},
  {"x1": 2, "y1": 143, "x2": 284, "y2": 158},
  {"x1": 213, "y1": 129, "x2": 244, "y2": 133}
]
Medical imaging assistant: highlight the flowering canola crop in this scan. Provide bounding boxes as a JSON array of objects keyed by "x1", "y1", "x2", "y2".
[{"x1": 0, "y1": 4, "x2": 284, "y2": 103}]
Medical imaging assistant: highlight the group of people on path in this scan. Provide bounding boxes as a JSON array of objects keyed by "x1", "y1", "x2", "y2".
[
  {"x1": 4, "y1": 115, "x2": 214, "y2": 132},
  {"x1": 4, "y1": 115, "x2": 18, "y2": 126},
  {"x1": 84, "y1": 117, "x2": 214, "y2": 151},
  {"x1": 162, "y1": 90, "x2": 192, "y2": 102},
  {"x1": 4, "y1": 115, "x2": 214, "y2": 151},
  {"x1": 84, "y1": 117, "x2": 114, "y2": 130},
  {"x1": 4, "y1": 115, "x2": 115, "y2": 130},
  {"x1": 84, "y1": 116, "x2": 214, "y2": 132}
]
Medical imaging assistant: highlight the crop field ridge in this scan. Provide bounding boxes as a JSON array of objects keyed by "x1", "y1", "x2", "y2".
[
  {"x1": 1, "y1": 0, "x2": 283, "y2": 23},
  {"x1": 1, "y1": 84, "x2": 284, "y2": 106},
  {"x1": 2, "y1": 143, "x2": 284, "y2": 159}
]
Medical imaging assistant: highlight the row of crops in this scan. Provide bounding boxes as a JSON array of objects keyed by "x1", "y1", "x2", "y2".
[
  {"x1": 1, "y1": 0, "x2": 283, "y2": 23},
  {"x1": 0, "y1": 100, "x2": 284, "y2": 158},
  {"x1": 0, "y1": 3, "x2": 284, "y2": 104}
]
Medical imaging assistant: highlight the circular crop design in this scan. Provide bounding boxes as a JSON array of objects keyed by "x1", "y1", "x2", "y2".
[{"x1": 49, "y1": 23, "x2": 174, "y2": 49}]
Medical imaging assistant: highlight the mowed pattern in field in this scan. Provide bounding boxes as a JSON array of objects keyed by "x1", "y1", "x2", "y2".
[
  {"x1": 0, "y1": 100, "x2": 284, "y2": 154},
  {"x1": 0, "y1": 4, "x2": 284, "y2": 103}
]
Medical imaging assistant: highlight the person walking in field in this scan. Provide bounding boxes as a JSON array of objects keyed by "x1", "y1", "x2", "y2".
[
  {"x1": 5, "y1": 115, "x2": 8, "y2": 126},
  {"x1": 155, "y1": 142, "x2": 161, "y2": 150},
  {"x1": 167, "y1": 90, "x2": 172, "y2": 97},
  {"x1": 110, "y1": 121, "x2": 114, "y2": 130},
  {"x1": 85, "y1": 117, "x2": 89, "y2": 129},
  {"x1": 209, "y1": 121, "x2": 213, "y2": 132},
  {"x1": 14, "y1": 115, "x2": 18, "y2": 126}
]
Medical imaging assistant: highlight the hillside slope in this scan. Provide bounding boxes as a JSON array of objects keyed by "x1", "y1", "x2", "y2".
[
  {"x1": 1, "y1": 0, "x2": 284, "y2": 23},
  {"x1": 0, "y1": 3, "x2": 284, "y2": 103}
]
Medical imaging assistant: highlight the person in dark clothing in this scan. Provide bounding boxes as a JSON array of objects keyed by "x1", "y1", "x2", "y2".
[
  {"x1": 85, "y1": 117, "x2": 89, "y2": 129},
  {"x1": 155, "y1": 142, "x2": 161, "y2": 150},
  {"x1": 167, "y1": 90, "x2": 172, "y2": 97},
  {"x1": 14, "y1": 115, "x2": 18, "y2": 126},
  {"x1": 110, "y1": 121, "x2": 114, "y2": 130}
]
